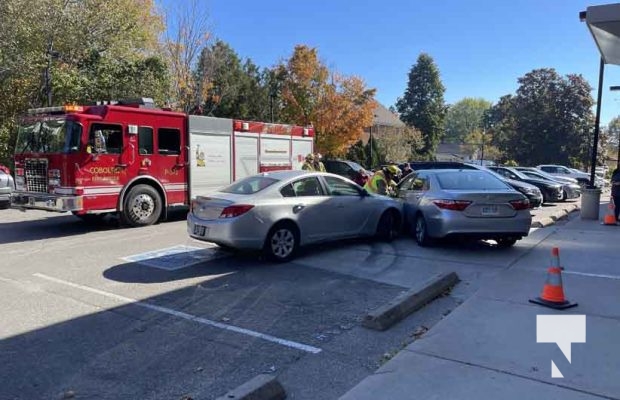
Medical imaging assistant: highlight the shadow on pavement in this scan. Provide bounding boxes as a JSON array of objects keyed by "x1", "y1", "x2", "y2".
[
  {"x1": 3, "y1": 257, "x2": 410, "y2": 400},
  {"x1": 0, "y1": 214, "x2": 118, "y2": 245},
  {"x1": 0, "y1": 208, "x2": 189, "y2": 245}
]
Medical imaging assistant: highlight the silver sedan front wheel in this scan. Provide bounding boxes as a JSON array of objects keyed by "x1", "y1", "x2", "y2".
[{"x1": 414, "y1": 214, "x2": 432, "y2": 247}]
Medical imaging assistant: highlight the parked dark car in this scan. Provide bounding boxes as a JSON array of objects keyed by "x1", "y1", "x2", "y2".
[
  {"x1": 0, "y1": 165, "x2": 14, "y2": 209},
  {"x1": 323, "y1": 159, "x2": 369, "y2": 187},
  {"x1": 514, "y1": 167, "x2": 581, "y2": 201},
  {"x1": 401, "y1": 162, "x2": 543, "y2": 208},
  {"x1": 488, "y1": 166, "x2": 563, "y2": 203}
]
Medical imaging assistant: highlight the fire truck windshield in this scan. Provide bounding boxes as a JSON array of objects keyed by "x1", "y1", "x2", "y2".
[{"x1": 16, "y1": 118, "x2": 82, "y2": 154}]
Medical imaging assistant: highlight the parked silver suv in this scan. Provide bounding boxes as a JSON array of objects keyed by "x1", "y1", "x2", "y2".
[{"x1": 536, "y1": 164, "x2": 603, "y2": 188}]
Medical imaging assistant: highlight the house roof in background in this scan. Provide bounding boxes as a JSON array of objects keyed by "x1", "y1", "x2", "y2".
[{"x1": 373, "y1": 103, "x2": 405, "y2": 127}]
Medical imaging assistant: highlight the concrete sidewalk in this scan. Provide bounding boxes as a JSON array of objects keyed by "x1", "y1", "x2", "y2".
[{"x1": 341, "y1": 201, "x2": 620, "y2": 400}]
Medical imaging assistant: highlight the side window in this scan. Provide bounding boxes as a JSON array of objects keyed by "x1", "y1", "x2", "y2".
[
  {"x1": 138, "y1": 127, "x2": 153, "y2": 155},
  {"x1": 158, "y1": 128, "x2": 180, "y2": 155},
  {"x1": 399, "y1": 174, "x2": 417, "y2": 190},
  {"x1": 291, "y1": 177, "x2": 324, "y2": 196},
  {"x1": 327, "y1": 162, "x2": 348, "y2": 176},
  {"x1": 495, "y1": 169, "x2": 510, "y2": 178},
  {"x1": 280, "y1": 184, "x2": 296, "y2": 197},
  {"x1": 89, "y1": 124, "x2": 123, "y2": 154},
  {"x1": 559, "y1": 167, "x2": 570, "y2": 174},
  {"x1": 411, "y1": 174, "x2": 430, "y2": 191},
  {"x1": 324, "y1": 176, "x2": 362, "y2": 196},
  {"x1": 500, "y1": 169, "x2": 518, "y2": 180}
]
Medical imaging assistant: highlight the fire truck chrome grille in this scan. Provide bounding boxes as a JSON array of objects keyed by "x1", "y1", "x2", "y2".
[{"x1": 25, "y1": 158, "x2": 49, "y2": 192}]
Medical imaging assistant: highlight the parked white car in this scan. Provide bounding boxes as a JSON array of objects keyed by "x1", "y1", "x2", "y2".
[{"x1": 536, "y1": 165, "x2": 603, "y2": 188}]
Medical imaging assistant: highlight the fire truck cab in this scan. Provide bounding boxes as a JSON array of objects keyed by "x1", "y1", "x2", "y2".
[{"x1": 11, "y1": 98, "x2": 314, "y2": 226}]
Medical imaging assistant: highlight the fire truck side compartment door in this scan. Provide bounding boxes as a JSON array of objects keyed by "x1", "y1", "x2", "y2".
[
  {"x1": 189, "y1": 116, "x2": 233, "y2": 198},
  {"x1": 292, "y1": 137, "x2": 314, "y2": 170},
  {"x1": 259, "y1": 134, "x2": 291, "y2": 172},
  {"x1": 234, "y1": 134, "x2": 258, "y2": 181}
]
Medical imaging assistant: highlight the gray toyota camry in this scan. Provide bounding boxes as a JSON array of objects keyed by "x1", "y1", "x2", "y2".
[
  {"x1": 188, "y1": 170, "x2": 402, "y2": 261},
  {"x1": 397, "y1": 169, "x2": 532, "y2": 247}
]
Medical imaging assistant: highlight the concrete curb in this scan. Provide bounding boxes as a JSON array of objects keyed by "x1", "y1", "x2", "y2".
[
  {"x1": 531, "y1": 203, "x2": 581, "y2": 228},
  {"x1": 531, "y1": 217, "x2": 554, "y2": 228},
  {"x1": 362, "y1": 272, "x2": 459, "y2": 331},
  {"x1": 215, "y1": 374, "x2": 285, "y2": 400}
]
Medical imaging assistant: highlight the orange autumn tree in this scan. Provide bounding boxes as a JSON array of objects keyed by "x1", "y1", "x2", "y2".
[{"x1": 279, "y1": 45, "x2": 376, "y2": 156}]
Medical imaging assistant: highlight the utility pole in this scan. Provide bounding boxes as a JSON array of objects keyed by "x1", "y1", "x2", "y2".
[
  {"x1": 610, "y1": 86, "x2": 620, "y2": 169},
  {"x1": 480, "y1": 128, "x2": 485, "y2": 166}
]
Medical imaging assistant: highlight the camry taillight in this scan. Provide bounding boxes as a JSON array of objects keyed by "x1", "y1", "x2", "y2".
[
  {"x1": 510, "y1": 199, "x2": 530, "y2": 210},
  {"x1": 219, "y1": 204, "x2": 254, "y2": 218},
  {"x1": 432, "y1": 199, "x2": 472, "y2": 211}
]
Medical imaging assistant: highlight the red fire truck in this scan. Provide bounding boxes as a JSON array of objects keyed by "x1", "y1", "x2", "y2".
[{"x1": 11, "y1": 98, "x2": 314, "y2": 226}]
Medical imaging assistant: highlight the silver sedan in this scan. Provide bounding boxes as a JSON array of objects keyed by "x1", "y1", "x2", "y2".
[
  {"x1": 0, "y1": 167, "x2": 14, "y2": 209},
  {"x1": 397, "y1": 169, "x2": 532, "y2": 247},
  {"x1": 188, "y1": 170, "x2": 403, "y2": 261}
]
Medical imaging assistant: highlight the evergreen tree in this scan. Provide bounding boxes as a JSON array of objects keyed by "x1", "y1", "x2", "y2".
[{"x1": 396, "y1": 53, "x2": 446, "y2": 156}]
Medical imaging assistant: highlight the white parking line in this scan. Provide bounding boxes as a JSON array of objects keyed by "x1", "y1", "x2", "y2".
[
  {"x1": 563, "y1": 271, "x2": 620, "y2": 280},
  {"x1": 32, "y1": 273, "x2": 322, "y2": 354}
]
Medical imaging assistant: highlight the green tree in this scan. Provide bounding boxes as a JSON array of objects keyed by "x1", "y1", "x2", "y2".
[
  {"x1": 194, "y1": 41, "x2": 272, "y2": 121},
  {"x1": 487, "y1": 69, "x2": 594, "y2": 167},
  {"x1": 0, "y1": 0, "x2": 168, "y2": 166},
  {"x1": 396, "y1": 53, "x2": 446, "y2": 156},
  {"x1": 346, "y1": 140, "x2": 367, "y2": 168},
  {"x1": 374, "y1": 126, "x2": 423, "y2": 164},
  {"x1": 444, "y1": 98, "x2": 492, "y2": 143},
  {"x1": 607, "y1": 116, "x2": 620, "y2": 167}
]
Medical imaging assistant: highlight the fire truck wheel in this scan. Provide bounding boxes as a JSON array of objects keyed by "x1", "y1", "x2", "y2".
[{"x1": 122, "y1": 184, "x2": 162, "y2": 227}]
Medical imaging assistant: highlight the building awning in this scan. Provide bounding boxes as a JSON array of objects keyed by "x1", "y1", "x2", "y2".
[{"x1": 581, "y1": 4, "x2": 620, "y2": 65}]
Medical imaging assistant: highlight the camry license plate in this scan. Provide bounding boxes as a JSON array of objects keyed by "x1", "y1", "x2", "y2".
[
  {"x1": 193, "y1": 224, "x2": 207, "y2": 236},
  {"x1": 481, "y1": 205, "x2": 499, "y2": 216}
]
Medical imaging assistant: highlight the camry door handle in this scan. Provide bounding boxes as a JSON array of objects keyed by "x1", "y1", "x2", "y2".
[{"x1": 293, "y1": 204, "x2": 305, "y2": 213}]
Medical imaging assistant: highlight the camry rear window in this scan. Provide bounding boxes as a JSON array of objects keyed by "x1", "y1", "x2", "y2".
[
  {"x1": 437, "y1": 171, "x2": 509, "y2": 190},
  {"x1": 221, "y1": 176, "x2": 278, "y2": 195}
]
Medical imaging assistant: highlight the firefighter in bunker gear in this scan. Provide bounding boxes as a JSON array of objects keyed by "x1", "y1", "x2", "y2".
[
  {"x1": 364, "y1": 165, "x2": 401, "y2": 196},
  {"x1": 302, "y1": 154, "x2": 316, "y2": 171},
  {"x1": 313, "y1": 153, "x2": 326, "y2": 172}
]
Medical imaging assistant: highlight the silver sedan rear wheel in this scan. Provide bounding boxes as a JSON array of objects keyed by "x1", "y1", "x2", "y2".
[{"x1": 265, "y1": 223, "x2": 299, "y2": 262}]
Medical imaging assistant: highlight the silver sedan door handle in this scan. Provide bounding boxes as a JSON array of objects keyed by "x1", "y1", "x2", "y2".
[{"x1": 293, "y1": 204, "x2": 305, "y2": 213}]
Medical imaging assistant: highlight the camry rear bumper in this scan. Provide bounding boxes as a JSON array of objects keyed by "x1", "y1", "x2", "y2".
[{"x1": 427, "y1": 211, "x2": 532, "y2": 239}]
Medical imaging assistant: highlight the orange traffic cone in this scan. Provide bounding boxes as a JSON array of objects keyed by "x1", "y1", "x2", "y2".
[
  {"x1": 550, "y1": 247, "x2": 564, "y2": 271},
  {"x1": 529, "y1": 249, "x2": 578, "y2": 310},
  {"x1": 603, "y1": 198, "x2": 617, "y2": 225}
]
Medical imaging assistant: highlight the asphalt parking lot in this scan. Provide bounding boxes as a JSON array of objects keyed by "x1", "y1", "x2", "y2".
[{"x1": 0, "y1": 201, "x2": 578, "y2": 400}]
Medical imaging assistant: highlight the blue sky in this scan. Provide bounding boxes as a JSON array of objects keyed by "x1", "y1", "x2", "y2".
[{"x1": 161, "y1": 0, "x2": 620, "y2": 125}]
